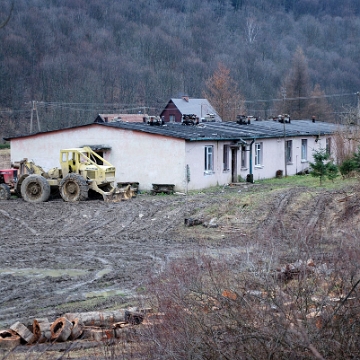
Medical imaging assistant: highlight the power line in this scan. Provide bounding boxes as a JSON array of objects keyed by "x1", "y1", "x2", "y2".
[
  {"x1": 1, "y1": 92, "x2": 358, "y2": 115},
  {"x1": 244, "y1": 92, "x2": 357, "y2": 104},
  {"x1": 36, "y1": 102, "x2": 148, "y2": 113},
  {"x1": 37, "y1": 101, "x2": 146, "y2": 107},
  {"x1": 0, "y1": 109, "x2": 28, "y2": 114}
]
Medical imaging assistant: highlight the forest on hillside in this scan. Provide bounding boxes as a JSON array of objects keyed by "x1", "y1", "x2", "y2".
[{"x1": 1, "y1": 0, "x2": 360, "y2": 138}]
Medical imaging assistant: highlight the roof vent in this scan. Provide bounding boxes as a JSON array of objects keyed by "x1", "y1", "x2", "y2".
[
  {"x1": 277, "y1": 114, "x2": 291, "y2": 124},
  {"x1": 182, "y1": 114, "x2": 198, "y2": 126},
  {"x1": 203, "y1": 113, "x2": 215, "y2": 122},
  {"x1": 147, "y1": 116, "x2": 164, "y2": 126},
  {"x1": 236, "y1": 115, "x2": 251, "y2": 125}
]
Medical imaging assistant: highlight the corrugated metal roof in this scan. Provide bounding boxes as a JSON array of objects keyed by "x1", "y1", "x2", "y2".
[{"x1": 102, "y1": 119, "x2": 342, "y2": 141}]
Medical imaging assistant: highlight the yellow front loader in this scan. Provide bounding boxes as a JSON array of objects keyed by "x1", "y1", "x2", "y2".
[{"x1": 14, "y1": 147, "x2": 135, "y2": 203}]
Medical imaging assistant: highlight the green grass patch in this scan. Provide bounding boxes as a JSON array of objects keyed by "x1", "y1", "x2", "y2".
[{"x1": 258, "y1": 173, "x2": 358, "y2": 190}]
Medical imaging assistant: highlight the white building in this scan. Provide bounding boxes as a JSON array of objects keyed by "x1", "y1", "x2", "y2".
[{"x1": 6, "y1": 119, "x2": 341, "y2": 191}]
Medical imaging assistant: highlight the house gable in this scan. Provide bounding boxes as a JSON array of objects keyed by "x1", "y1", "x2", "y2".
[
  {"x1": 160, "y1": 97, "x2": 222, "y2": 123},
  {"x1": 159, "y1": 100, "x2": 182, "y2": 123}
]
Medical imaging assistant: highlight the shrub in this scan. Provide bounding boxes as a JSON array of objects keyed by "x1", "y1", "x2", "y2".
[{"x1": 339, "y1": 158, "x2": 358, "y2": 177}]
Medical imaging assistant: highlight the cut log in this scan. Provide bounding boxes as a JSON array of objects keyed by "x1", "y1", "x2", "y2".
[
  {"x1": 0, "y1": 330, "x2": 21, "y2": 350},
  {"x1": 69, "y1": 318, "x2": 83, "y2": 340},
  {"x1": 50, "y1": 317, "x2": 73, "y2": 342},
  {"x1": 113, "y1": 323, "x2": 132, "y2": 339},
  {"x1": 125, "y1": 310, "x2": 144, "y2": 325},
  {"x1": 10, "y1": 321, "x2": 35, "y2": 344},
  {"x1": 33, "y1": 319, "x2": 52, "y2": 344},
  {"x1": 81, "y1": 326, "x2": 114, "y2": 342},
  {"x1": 64, "y1": 310, "x2": 126, "y2": 327}
]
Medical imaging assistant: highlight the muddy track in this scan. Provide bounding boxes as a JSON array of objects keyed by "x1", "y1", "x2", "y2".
[
  {"x1": 0, "y1": 194, "x2": 221, "y2": 328},
  {"x1": 0, "y1": 185, "x2": 357, "y2": 329}
]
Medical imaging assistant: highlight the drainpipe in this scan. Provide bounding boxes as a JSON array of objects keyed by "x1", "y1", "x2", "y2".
[{"x1": 248, "y1": 138, "x2": 255, "y2": 183}]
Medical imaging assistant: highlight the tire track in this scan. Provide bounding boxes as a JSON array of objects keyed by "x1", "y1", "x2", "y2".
[{"x1": 0, "y1": 208, "x2": 38, "y2": 235}]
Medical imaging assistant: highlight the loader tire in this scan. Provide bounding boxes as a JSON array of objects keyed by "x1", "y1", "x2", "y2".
[
  {"x1": 21, "y1": 175, "x2": 50, "y2": 203},
  {"x1": 15, "y1": 174, "x2": 29, "y2": 197},
  {"x1": 0, "y1": 183, "x2": 11, "y2": 200},
  {"x1": 60, "y1": 174, "x2": 88, "y2": 202}
]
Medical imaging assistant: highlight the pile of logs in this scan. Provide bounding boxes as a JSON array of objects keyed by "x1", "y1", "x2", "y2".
[{"x1": 0, "y1": 308, "x2": 148, "y2": 350}]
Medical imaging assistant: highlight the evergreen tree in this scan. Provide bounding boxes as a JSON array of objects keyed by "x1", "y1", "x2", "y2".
[
  {"x1": 310, "y1": 148, "x2": 338, "y2": 185},
  {"x1": 339, "y1": 146, "x2": 360, "y2": 176}
]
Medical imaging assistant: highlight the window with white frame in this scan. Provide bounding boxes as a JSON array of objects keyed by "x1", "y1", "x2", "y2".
[
  {"x1": 301, "y1": 139, "x2": 307, "y2": 161},
  {"x1": 286, "y1": 140, "x2": 292, "y2": 163},
  {"x1": 223, "y1": 145, "x2": 229, "y2": 171},
  {"x1": 254, "y1": 142, "x2": 263, "y2": 166},
  {"x1": 241, "y1": 145, "x2": 247, "y2": 168},
  {"x1": 169, "y1": 114, "x2": 175, "y2": 122},
  {"x1": 204, "y1": 146, "x2": 214, "y2": 173}
]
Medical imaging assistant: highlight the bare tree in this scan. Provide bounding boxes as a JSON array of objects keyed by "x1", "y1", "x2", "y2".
[
  {"x1": 275, "y1": 47, "x2": 311, "y2": 119},
  {"x1": 244, "y1": 17, "x2": 258, "y2": 44},
  {"x1": 0, "y1": 0, "x2": 13, "y2": 29},
  {"x1": 307, "y1": 84, "x2": 335, "y2": 123},
  {"x1": 203, "y1": 63, "x2": 246, "y2": 121}
]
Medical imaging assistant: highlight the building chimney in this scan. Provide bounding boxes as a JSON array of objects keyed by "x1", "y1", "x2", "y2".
[
  {"x1": 312, "y1": 116, "x2": 316, "y2": 123},
  {"x1": 182, "y1": 96, "x2": 189, "y2": 102}
]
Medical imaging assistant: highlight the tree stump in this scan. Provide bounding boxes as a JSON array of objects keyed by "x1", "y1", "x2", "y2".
[
  {"x1": 10, "y1": 321, "x2": 35, "y2": 344},
  {"x1": 50, "y1": 317, "x2": 73, "y2": 342},
  {"x1": 69, "y1": 318, "x2": 83, "y2": 340},
  {"x1": 0, "y1": 330, "x2": 20, "y2": 350},
  {"x1": 33, "y1": 319, "x2": 52, "y2": 343}
]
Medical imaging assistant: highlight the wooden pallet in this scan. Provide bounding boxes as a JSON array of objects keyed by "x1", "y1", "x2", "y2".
[{"x1": 151, "y1": 183, "x2": 175, "y2": 195}]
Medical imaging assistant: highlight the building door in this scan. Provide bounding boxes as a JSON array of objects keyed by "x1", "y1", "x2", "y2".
[{"x1": 231, "y1": 148, "x2": 238, "y2": 183}]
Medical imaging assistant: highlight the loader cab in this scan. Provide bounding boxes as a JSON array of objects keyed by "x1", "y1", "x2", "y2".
[
  {"x1": 60, "y1": 150, "x2": 76, "y2": 177},
  {"x1": 60, "y1": 147, "x2": 115, "y2": 182}
]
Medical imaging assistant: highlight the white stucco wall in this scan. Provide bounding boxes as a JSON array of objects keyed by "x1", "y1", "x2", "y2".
[
  {"x1": 239, "y1": 136, "x2": 331, "y2": 181},
  {"x1": 184, "y1": 135, "x2": 334, "y2": 189},
  {"x1": 10, "y1": 125, "x2": 187, "y2": 191},
  {"x1": 185, "y1": 141, "x2": 233, "y2": 190}
]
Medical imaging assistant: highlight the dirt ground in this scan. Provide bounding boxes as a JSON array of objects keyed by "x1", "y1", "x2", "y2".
[
  {"x1": 0, "y1": 180, "x2": 359, "y2": 334},
  {"x1": 0, "y1": 188, "x2": 246, "y2": 330}
]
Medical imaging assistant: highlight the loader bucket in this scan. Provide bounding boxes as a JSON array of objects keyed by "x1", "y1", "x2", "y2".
[{"x1": 103, "y1": 184, "x2": 135, "y2": 202}]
